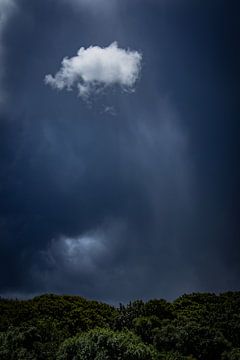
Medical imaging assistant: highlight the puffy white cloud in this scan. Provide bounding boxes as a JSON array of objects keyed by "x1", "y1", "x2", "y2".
[{"x1": 45, "y1": 42, "x2": 142, "y2": 99}]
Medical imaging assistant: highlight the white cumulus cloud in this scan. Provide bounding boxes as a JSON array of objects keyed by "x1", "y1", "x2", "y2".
[{"x1": 45, "y1": 42, "x2": 142, "y2": 100}]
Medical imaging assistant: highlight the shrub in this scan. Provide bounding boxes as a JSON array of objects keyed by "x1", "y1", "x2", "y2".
[{"x1": 57, "y1": 328, "x2": 158, "y2": 360}]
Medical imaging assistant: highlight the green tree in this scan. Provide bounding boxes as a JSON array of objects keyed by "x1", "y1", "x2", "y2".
[
  {"x1": 133, "y1": 316, "x2": 162, "y2": 343},
  {"x1": 0, "y1": 326, "x2": 42, "y2": 360},
  {"x1": 153, "y1": 320, "x2": 229, "y2": 359},
  {"x1": 222, "y1": 348, "x2": 240, "y2": 360},
  {"x1": 57, "y1": 328, "x2": 159, "y2": 360}
]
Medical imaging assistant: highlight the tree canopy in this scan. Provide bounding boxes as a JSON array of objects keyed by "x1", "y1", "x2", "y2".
[{"x1": 0, "y1": 292, "x2": 240, "y2": 359}]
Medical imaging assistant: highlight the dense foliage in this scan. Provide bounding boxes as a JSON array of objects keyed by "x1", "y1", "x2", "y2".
[{"x1": 0, "y1": 292, "x2": 240, "y2": 359}]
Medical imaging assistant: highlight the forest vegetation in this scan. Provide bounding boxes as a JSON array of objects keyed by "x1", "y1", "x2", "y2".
[{"x1": 0, "y1": 292, "x2": 240, "y2": 359}]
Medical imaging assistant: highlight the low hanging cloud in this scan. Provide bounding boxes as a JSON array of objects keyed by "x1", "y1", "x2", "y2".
[
  {"x1": 45, "y1": 42, "x2": 142, "y2": 99},
  {"x1": 34, "y1": 220, "x2": 128, "y2": 297}
]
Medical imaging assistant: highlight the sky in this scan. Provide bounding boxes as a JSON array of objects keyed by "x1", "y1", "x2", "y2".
[{"x1": 0, "y1": 0, "x2": 239, "y2": 303}]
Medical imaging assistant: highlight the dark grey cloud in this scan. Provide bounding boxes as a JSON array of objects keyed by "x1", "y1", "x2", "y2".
[
  {"x1": 0, "y1": 0, "x2": 17, "y2": 103},
  {"x1": 0, "y1": 0, "x2": 239, "y2": 303}
]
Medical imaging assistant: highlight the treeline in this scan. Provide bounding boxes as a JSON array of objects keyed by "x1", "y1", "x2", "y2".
[{"x1": 0, "y1": 292, "x2": 240, "y2": 359}]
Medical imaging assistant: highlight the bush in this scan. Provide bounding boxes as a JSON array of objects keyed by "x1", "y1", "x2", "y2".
[
  {"x1": 133, "y1": 316, "x2": 162, "y2": 343},
  {"x1": 153, "y1": 320, "x2": 229, "y2": 359},
  {"x1": 0, "y1": 326, "x2": 42, "y2": 360},
  {"x1": 57, "y1": 328, "x2": 158, "y2": 360},
  {"x1": 222, "y1": 348, "x2": 240, "y2": 360}
]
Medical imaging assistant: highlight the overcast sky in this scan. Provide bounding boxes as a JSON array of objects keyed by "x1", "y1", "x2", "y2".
[{"x1": 0, "y1": 0, "x2": 239, "y2": 303}]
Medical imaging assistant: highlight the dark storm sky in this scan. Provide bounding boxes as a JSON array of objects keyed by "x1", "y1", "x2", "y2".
[{"x1": 0, "y1": 0, "x2": 239, "y2": 303}]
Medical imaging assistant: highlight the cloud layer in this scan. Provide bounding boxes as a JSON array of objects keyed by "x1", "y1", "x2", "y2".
[
  {"x1": 0, "y1": 0, "x2": 16, "y2": 103},
  {"x1": 0, "y1": 0, "x2": 238, "y2": 303},
  {"x1": 61, "y1": 0, "x2": 118, "y2": 13},
  {"x1": 45, "y1": 42, "x2": 142, "y2": 99}
]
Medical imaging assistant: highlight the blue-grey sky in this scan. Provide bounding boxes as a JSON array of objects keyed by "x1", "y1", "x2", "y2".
[{"x1": 0, "y1": 0, "x2": 239, "y2": 303}]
